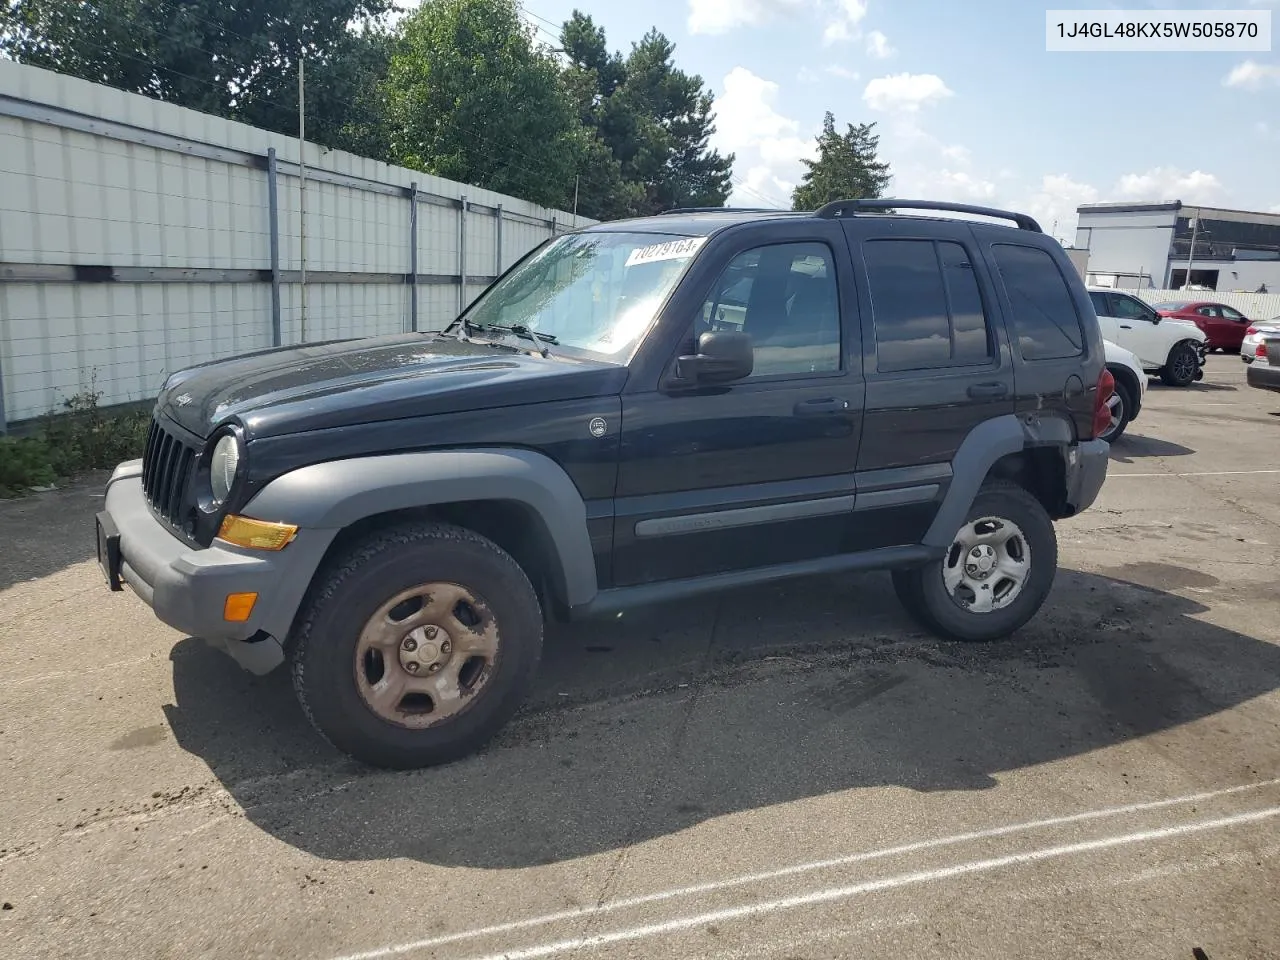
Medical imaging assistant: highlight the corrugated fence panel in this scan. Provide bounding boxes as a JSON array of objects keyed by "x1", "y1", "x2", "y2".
[{"x1": 0, "y1": 59, "x2": 594, "y2": 428}]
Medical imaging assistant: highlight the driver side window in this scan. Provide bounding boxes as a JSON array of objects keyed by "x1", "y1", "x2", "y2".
[
  {"x1": 699, "y1": 242, "x2": 842, "y2": 378},
  {"x1": 1112, "y1": 295, "x2": 1153, "y2": 321}
]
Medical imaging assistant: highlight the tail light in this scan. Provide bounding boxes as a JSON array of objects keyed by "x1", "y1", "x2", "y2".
[
  {"x1": 1259, "y1": 341, "x2": 1269, "y2": 359},
  {"x1": 1246, "y1": 326, "x2": 1258, "y2": 335},
  {"x1": 1092, "y1": 367, "x2": 1115, "y2": 440}
]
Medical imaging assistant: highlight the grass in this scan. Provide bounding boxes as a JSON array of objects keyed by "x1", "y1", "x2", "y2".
[{"x1": 0, "y1": 384, "x2": 151, "y2": 498}]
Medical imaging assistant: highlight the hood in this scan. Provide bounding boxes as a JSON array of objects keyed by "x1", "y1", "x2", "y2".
[{"x1": 156, "y1": 333, "x2": 629, "y2": 439}]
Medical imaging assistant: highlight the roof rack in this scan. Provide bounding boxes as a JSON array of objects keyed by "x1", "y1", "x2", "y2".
[{"x1": 813, "y1": 198, "x2": 1044, "y2": 233}]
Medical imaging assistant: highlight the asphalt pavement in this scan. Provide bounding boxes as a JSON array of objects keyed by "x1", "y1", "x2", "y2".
[{"x1": 2, "y1": 354, "x2": 1278, "y2": 960}]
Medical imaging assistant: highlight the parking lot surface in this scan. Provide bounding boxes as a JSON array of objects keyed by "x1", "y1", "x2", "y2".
[{"x1": 2, "y1": 355, "x2": 1279, "y2": 960}]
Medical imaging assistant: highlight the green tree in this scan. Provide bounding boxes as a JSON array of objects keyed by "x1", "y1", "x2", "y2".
[
  {"x1": 560, "y1": 13, "x2": 733, "y2": 218},
  {"x1": 0, "y1": 0, "x2": 392, "y2": 145},
  {"x1": 791, "y1": 112, "x2": 892, "y2": 211},
  {"x1": 383, "y1": 0, "x2": 580, "y2": 209}
]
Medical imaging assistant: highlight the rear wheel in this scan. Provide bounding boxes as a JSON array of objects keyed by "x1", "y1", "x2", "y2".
[
  {"x1": 892, "y1": 482, "x2": 1057, "y2": 642},
  {"x1": 1160, "y1": 341, "x2": 1199, "y2": 387},
  {"x1": 291, "y1": 522, "x2": 543, "y2": 769},
  {"x1": 1098, "y1": 374, "x2": 1134, "y2": 443}
]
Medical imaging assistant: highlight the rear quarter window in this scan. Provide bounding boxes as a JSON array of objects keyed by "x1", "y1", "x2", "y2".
[{"x1": 991, "y1": 243, "x2": 1085, "y2": 361}]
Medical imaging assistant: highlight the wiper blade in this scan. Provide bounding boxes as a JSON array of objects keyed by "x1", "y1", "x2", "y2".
[{"x1": 482, "y1": 323, "x2": 557, "y2": 356}]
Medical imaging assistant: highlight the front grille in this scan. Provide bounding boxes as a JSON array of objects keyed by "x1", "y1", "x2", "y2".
[{"x1": 141, "y1": 417, "x2": 200, "y2": 527}]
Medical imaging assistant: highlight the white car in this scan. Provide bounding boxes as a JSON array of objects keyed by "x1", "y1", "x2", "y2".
[
  {"x1": 1088, "y1": 288, "x2": 1207, "y2": 387},
  {"x1": 1102, "y1": 338, "x2": 1147, "y2": 443},
  {"x1": 1242, "y1": 318, "x2": 1280, "y2": 363}
]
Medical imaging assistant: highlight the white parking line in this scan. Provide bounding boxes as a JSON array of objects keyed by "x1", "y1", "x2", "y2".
[
  {"x1": 329, "y1": 779, "x2": 1280, "y2": 960},
  {"x1": 447, "y1": 806, "x2": 1280, "y2": 960},
  {"x1": 1109, "y1": 469, "x2": 1280, "y2": 478}
]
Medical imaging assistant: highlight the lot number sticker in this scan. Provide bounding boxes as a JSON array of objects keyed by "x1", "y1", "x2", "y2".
[{"x1": 625, "y1": 237, "x2": 706, "y2": 267}]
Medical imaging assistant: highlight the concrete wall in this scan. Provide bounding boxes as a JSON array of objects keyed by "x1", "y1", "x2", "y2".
[
  {"x1": 1076, "y1": 208, "x2": 1178, "y2": 286},
  {"x1": 0, "y1": 60, "x2": 593, "y2": 428}
]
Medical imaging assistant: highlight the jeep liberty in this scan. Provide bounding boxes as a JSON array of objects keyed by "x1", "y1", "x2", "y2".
[{"x1": 95, "y1": 199, "x2": 1112, "y2": 769}]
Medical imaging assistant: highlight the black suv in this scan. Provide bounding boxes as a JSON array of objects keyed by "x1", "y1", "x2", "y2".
[{"x1": 95, "y1": 199, "x2": 1112, "y2": 769}]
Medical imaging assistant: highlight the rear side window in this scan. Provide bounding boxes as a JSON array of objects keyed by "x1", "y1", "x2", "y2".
[
  {"x1": 1088, "y1": 291, "x2": 1110, "y2": 316},
  {"x1": 992, "y1": 244, "x2": 1085, "y2": 360},
  {"x1": 863, "y1": 238, "x2": 993, "y2": 373}
]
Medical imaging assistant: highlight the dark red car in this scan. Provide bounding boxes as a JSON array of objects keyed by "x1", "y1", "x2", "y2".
[{"x1": 1151, "y1": 300, "x2": 1252, "y2": 352}]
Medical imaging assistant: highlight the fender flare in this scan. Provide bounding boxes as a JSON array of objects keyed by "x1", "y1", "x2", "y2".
[
  {"x1": 242, "y1": 447, "x2": 599, "y2": 607},
  {"x1": 922, "y1": 414, "x2": 1072, "y2": 548}
]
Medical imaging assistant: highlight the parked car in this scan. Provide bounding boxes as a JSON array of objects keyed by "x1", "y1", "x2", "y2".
[
  {"x1": 1242, "y1": 318, "x2": 1280, "y2": 363},
  {"x1": 1087, "y1": 288, "x2": 1207, "y2": 386},
  {"x1": 1245, "y1": 335, "x2": 1280, "y2": 394},
  {"x1": 1101, "y1": 339, "x2": 1146, "y2": 443},
  {"x1": 96, "y1": 198, "x2": 1113, "y2": 769},
  {"x1": 1150, "y1": 300, "x2": 1253, "y2": 353}
]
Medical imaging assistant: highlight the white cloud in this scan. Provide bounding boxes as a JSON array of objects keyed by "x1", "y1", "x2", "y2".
[
  {"x1": 1223, "y1": 59, "x2": 1280, "y2": 89},
  {"x1": 1114, "y1": 166, "x2": 1224, "y2": 204},
  {"x1": 863, "y1": 73, "x2": 954, "y2": 112},
  {"x1": 866, "y1": 30, "x2": 896, "y2": 58},
  {"x1": 797, "y1": 66, "x2": 820, "y2": 83},
  {"x1": 941, "y1": 144, "x2": 971, "y2": 163},
  {"x1": 822, "y1": 0, "x2": 868, "y2": 45},
  {"x1": 1024, "y1": 174, "x2": 1100, "y2": 241},
  {"x1": 825, "y1": 64, "x2": 860, "y2": 80},
  {"x1": 687, "y1": 0, "x2": 809, "y2": 35},
  {"x1": 711, "y1": 67, "x2": 816, "y2": 207}
]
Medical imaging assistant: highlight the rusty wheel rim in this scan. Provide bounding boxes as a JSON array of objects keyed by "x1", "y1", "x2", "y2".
[{"x1": 353, "y1": 582, "x2": 500, "y2": 729}]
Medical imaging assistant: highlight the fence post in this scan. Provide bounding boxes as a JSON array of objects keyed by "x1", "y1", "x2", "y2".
[
  {"x1": 266, "y1": 148, "x2": 282, "y2": 347},
  {"x1": 458, "y1": 195, "x2": 467, "y2": 314},
  {"x1": 408, "y1": 182, "x2": 419, "y2": 333},
  {"x1": 0, "y1": 341, "x2": 8, "y2": 434},
  {"x1": 495, "y1": 204, "x2": 503, "y2": 277}
]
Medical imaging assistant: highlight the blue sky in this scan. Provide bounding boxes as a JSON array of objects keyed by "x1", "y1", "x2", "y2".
[{"x1": 497, "y1": 0, "x2": 1280, "y2": 239}]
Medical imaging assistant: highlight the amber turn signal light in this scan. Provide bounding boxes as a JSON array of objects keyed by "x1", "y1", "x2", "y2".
[
  {"x1": 216, "y1": 515, "x2": 298, "y2": 551},
  {"x1": 223, "y1": 592, "x2": 258, "y2": 622}
]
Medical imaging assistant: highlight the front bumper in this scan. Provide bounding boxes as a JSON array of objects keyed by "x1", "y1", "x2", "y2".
[
  {"x1": 1246, "y1": 361, "x2": 1280, "y2": 394},
  {"x1": 1066, "y1": 439, "x2": 1109, "y2": 516},
  {"x1": 98, "y1": 462, "x2": 326, "y2": 674}
]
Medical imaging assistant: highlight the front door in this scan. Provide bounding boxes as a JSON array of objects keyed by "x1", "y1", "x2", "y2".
[
  {"x1": 839, "y1": 218, "x2": 1017, "y2": 549},
  {"x1": 1099, "y1": 291, "x2": 1167, "y2": 367},
  {"x1": 611, "y1": 232, "x2": 864, "y2": 586}
]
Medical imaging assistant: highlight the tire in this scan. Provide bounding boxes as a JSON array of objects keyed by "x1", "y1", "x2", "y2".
[
  {"x1": 892, "y1": 481, "x2": 1058, "y2": 642},
  {"x1": 1098, "y1": 373, "x2": 1134, "y2": 443},
  {"x1": 291, "y1": 522, "x2": 543, "y2": 769},
  {"x1": 1160, "y1": 341, "x2": 1200, "y2": 387}
]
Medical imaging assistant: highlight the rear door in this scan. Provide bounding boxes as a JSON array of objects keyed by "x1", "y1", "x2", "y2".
[{"x1": 838, "y1": 217, "x2": 1014, "y2": 549}]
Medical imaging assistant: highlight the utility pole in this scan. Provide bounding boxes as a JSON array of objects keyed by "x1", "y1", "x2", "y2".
[
  {"x1": 1184, "y1": 215, "x2": 1198, "y2": 290},
  {"x1": 298, "y1": 52, "x2": 308, "y2": 342},
  {"x1": 573, "y1": 175, "x2": 579, "y2": 220}
]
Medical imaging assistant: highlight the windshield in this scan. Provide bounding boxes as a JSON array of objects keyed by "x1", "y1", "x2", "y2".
[
  {"x1": 453, "y1": 231, "x2": 706, "y2": 358},
  {"x1": 1152, "y1": 301, "x2": 1189, "y2": 311}
]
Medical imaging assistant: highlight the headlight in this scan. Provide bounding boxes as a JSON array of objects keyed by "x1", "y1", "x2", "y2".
[{"x1": 209, "y1": 433, "x2": 242, "y2": 505}]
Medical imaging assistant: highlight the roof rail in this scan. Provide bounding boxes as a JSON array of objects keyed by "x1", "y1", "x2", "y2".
[
  {"x1": 657, "y1": 206, "x2": 782, "y2": 215},
  {"x1": 813, "y1": 198, "x2": 1044, "y2": 233}
]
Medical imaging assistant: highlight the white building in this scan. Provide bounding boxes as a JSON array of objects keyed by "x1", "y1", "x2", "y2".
[{"x1": 1075, "y1": 201, "x2": 1280, "y2": 293}]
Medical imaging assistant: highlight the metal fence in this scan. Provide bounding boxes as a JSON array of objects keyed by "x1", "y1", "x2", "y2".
[{"x1": 0, "y1": 60, "x2": 593, "y2": 431}]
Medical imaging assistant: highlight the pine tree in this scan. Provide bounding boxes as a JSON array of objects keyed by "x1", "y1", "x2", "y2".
[{"x1": 791, "y1": 112, "x2": 891, "y2": 211}]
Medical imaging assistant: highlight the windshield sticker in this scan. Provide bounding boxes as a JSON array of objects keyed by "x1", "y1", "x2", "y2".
[{"x1": 625, "y1": 237, "x2": 706, "y2": 267}]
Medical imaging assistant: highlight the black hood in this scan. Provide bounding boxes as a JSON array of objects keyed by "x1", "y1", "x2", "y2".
[{"x1": 156, "y1": 333, "x2": 629, "y2": 439}]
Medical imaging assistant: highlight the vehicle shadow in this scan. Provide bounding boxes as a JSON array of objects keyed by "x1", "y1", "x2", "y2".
[
  {"x1": 1148, "y1": 380, "x2": 1237, "y2": 393},
  {"x1": 162, "y1": 568, "x2": 1280, "y2": 870},
  {"x1": 0, "y1": 472, "x2": 107, "y2": 592},
  {"x1": 1110, "y1": 434, "x2": 1195, "y2": 460}
]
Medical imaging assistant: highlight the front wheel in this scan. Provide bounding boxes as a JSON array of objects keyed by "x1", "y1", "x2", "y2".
[
  {"x1": 1160, "y1": 341, "x2": 1200, "y2": 387},
  {"x1": 291, "y1": 522, "x2": 543, "y2": 769},
  {"x1": 892, "y1": 481, "x2": 1058, "y2": 642}
]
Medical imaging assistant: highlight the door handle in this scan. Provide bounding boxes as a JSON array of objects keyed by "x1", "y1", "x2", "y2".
[
  {"x1": 794, "y1": 397, "x2": 850, "y2": 416},
  {"x1": 1119, "y1": 324, "x2": 1133, "y2": 329},
  {"x1": 966, "y1": 382, "x2": 1008, "y2": 399}
]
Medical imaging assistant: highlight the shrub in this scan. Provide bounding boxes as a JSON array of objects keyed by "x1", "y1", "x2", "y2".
[{"x1": 0, "y1": 383, "x2": 151, "y2": 498}]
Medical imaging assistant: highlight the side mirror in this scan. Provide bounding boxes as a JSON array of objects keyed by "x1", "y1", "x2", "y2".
[{"x1": 675, "y1": 330, "x2": 754, "y2": 384}]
